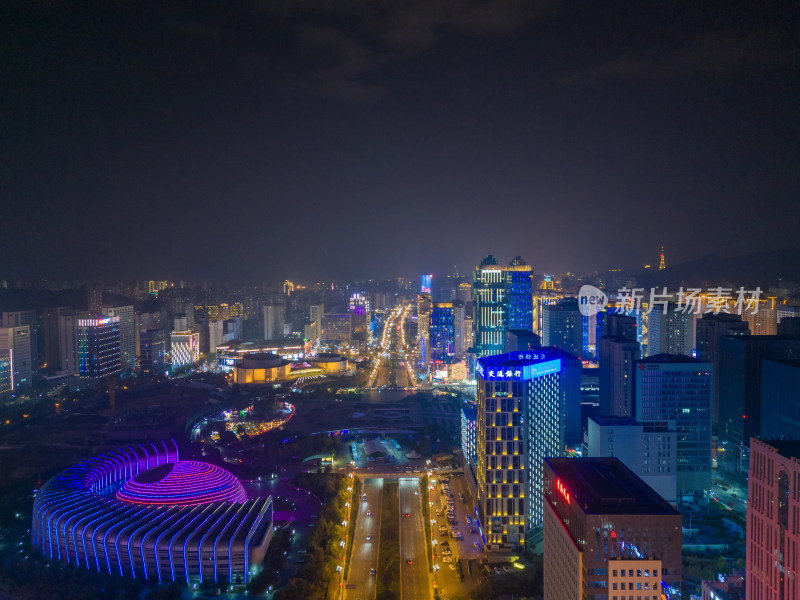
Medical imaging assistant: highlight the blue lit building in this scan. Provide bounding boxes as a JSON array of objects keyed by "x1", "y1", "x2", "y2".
[
  {"x1": 475, "y1": 348, "x2": 580, "y2": 550},
  {"x1": 461, "y1": 402, "x2": 478, "y2": 474},
  {"x1": 471, "y1": 256, "x2": 533, "y2": 360},
  {"x1": 430, "y1": 302, "x2": 456, "y2": 365},
  {"x1": 420, "y1": 274, "x2": 432, "y2": 294},
  {"x1": 77, "y1": 316, "x2": 122, "y2": 380}
]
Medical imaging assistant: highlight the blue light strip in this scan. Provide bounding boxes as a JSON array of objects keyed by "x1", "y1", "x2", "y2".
[{"x1": 31, "y1": 439, "x2": 269, "y2": 585}]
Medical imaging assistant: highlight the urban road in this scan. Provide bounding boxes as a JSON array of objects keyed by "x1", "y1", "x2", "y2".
[
  {"x1": 400, "y1": 477, "x2": 431, "y2": 600},
  {"x1": 345, "y1": 478, "x2": 383, "y2": 600},
  {"x1": 345, "y1": 475, "x2": 431, "y2": 600}
]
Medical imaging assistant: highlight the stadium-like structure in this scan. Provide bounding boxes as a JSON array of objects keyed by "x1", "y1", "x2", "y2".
[{"x1": 32, "y1": 439, "x2": 272, "y2": 586}]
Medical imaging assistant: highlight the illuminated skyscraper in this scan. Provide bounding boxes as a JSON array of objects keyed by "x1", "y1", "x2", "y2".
[
  {"x1": 0, "y1": 350, "x2": 12, "y2": 398},
  {"x1": 77, "y1": 316, "x2": 122, "y2": 380},
  {"x1": 417, "y1": 292, "x2": 432, "y2": 364},
  {"x1": 452, "y1": 300, "x2": 466, "y2": 360},
  {"x1": 0, "y1": 326, "x2": 32, "y2": 388},
  {"x1": 472, "y1": 255, "x2": 533, "y2": 358},
  {"x1": 101, "y1": 304, "x2": 135, "y2": 372},
  {"x1": 170, "y1": 331, "x2": 199, "y2": 371},
  {"x1": 430, "y1": 302, "x2": 455, "y2": 365},
  {"x1": 420, "y1": 274, "x2": 432, "y2": 294},
  {"x1": 349, "y1": 293, "x2": 371, "y2": 342},
  {"x1": 2, "y1": 310, "x2": 38, "y2": 369},
  {"x1": 476, "y1": 349, "x2": 580, "y2": 550}
]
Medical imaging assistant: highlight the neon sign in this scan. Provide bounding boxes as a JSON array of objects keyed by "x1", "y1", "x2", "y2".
[{"x1": 556, "y1": 478, "x2": 570, "y2": 503}]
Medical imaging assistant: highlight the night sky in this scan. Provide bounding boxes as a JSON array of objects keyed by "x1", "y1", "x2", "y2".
[{"x1": 2, "y1": 1, "x2": 799, "y2": 282}]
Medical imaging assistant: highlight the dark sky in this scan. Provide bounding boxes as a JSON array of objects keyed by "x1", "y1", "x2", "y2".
[{"x1": 2, "y1": 1, "x2": 799, "y2": 282}]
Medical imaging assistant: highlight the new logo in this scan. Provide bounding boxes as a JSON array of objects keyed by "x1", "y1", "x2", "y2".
[{"x1": 578, "y1": 285, "x2": 608, "y2": 317}]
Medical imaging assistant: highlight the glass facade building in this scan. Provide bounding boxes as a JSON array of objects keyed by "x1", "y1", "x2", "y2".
[
  {"x1": 472, "y1": 255, "x2": 533, "y2": 359},
  {"x1": 475, "y1": 349, "x2": 581, "y2": 550},
  {"x1": 77, "y1": 316, "x2": 122, "y2": 380}
]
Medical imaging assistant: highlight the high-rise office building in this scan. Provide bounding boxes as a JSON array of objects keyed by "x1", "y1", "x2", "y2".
[
  {"x1": 2, "y1": 310, "x2": 39, "y2": 369},
  {"x1": 747, "y1": 439, "x2": 800, "y2": 599},
  {"x1": 417, "y1": 293, "x2": 432, "y2": 365},
  {"x1": 43, "y1": 306, "x2": 79, "y2": 373},
  {"x1": 586, "y1": 416, "x2": 677, "y2": 504},
  {"x1": 349, "y1": 293, "x2": 371, "y2": 342},
  {"x1": 420, "y1": 274, "x2": 433, "y2": 294},
  {"x1": 472, "y1": 256, "x2": 533, "y2": 358},
  {"x1": 718, "y1": 335, "x2": 800, "y2": 466},
  {"x1": 476, "y1": 349, "x2": 580, "y2": 549},
  {"x1": 543, "y1": 458, "x2": 682, "y2": 600},
  {"x1": 461, "y1": 403, "x2": 478, "y2": 475},
  {"x1": 598, "y1": 336, "x2": 641, "y2": 418},
  {"x1": 646, "y1": 304, "x2": 693, "y2": 357},
  {"x1": 760, "y1": 359, "x2": 800, "y2": 440},
  {"x1": 430, "y1": 302, "x2": 456, "y2": 365},
  {"x1": 635, "y1": 354, "x2": 712, "y2": 499},
  {"x1": 309, "y1": 303, "x2": 324, "y2": 341},
  {"x1": 696, "y1": 313, "x2": 750, "y2": 428},
  {"x1": 541, "y1": 298, "x2": 584, "y2": 358},
  {"x1": 601, "y1": 313, "x2": 638, "y2": 340},
  {"x1": 209, "y1": 320, "x2": 224, "y2": 355},
  {"x1": 139, "y1": 329, "x2": 165, "y2": 375},
  {"x1": 320, "y1": 313, "x2": 352, "y2": 345},
  {"x1": 0, "y1": 350, "x2": 12, "y2": 398},
  {"x1": 504, "y1": 329, "x2": 540, "y2": 353},
  {"x1": 0, "y1": 326, "x2": 32, "y2": 388},
  {"x1": 463, "y1": 316, "x2": 474, "y2": 354},
  {"x1": 169, "y1": 331, "x2": 199, "y2": 371},
  {"x1": 77, "y1": 316, "x2": 122, "y2": 380},
  {"x1": 101, "y1": 305, "x2": 135, "y2": 372},
  {"x1": 743, "y1": 303, "x2": 778, "y2": 336},
  {"x1": 263, "y1": 304, "x2": 285, "y2": 340},
  {"x1": 457, "y1": 282, "x2": 472, "y2": 305},
  {"x1": 452, "y1": 300, "x2": 466, "y2": 360}
]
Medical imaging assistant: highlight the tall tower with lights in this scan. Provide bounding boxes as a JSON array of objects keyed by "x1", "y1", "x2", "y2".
[{"x1": 658, "y1": 245, "x2": 666, "y2": 270}]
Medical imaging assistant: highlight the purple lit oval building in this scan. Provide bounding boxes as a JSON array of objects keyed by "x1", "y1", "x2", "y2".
[{"x1": 32, "y1": 440, "x2": 272, "y2": 585}]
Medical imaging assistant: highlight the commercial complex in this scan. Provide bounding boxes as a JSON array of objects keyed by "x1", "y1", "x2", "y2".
[
  {"x1": 231, "y1": 353, "x2": 290, "y2": 384},
  {"x1": 32, "y1": 440, "x2": 273, "y2": 585},
  {"x1": 543, "y1": 457, "x2": 682, "y2": 600},
  {"x1": 475, "y1": 349, "x2": 580, "y2": 550}
]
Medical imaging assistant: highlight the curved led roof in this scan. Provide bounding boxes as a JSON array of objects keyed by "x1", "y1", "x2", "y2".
[{"x1": 116, "y1": 460, "x2": 247, "y2": 506}]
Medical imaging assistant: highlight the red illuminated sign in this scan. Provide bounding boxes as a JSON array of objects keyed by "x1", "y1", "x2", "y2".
[{"x1": 556, "y1": 479, "x2": 570, "y2": 503}]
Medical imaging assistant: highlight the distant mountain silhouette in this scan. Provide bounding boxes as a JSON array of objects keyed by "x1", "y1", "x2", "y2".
[{"x1": 627, "y1": 247, "x2": 800, "y2": 289}]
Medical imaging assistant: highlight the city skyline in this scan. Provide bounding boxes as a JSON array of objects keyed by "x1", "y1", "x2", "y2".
[{"x1": 2, "y1": 2, "x2": 799, "y2": 281}]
